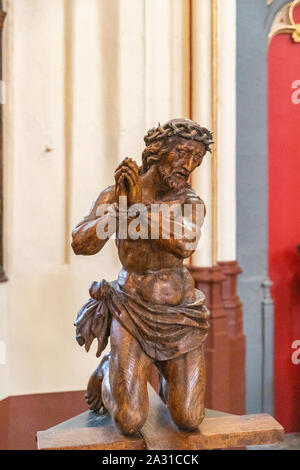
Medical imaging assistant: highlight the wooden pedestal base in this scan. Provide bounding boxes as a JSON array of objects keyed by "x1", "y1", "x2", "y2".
[{"x1": 37, "y1": 385, "x2": 283, "y2": 451}]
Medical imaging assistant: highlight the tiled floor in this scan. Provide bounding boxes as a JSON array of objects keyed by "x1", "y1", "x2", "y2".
[{"x1": 247, "y1": 433, "x2": 300, "y2": 450}]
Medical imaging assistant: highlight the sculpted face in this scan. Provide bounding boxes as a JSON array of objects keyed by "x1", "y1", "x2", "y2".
[{"x1": 158, "y1": 138, "x2": 206, "y2": 190}]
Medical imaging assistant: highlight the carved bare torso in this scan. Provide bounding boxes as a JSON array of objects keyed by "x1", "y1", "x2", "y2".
[
  {"x1": 117, "y1": 243, "x2": 195, "y2": 306},
  {"x1": 72, "y1": 163, "x2": 204, "y2": 306},
  {"x1": 72, "y1": 119, "x2": 213, "y2": 436}
]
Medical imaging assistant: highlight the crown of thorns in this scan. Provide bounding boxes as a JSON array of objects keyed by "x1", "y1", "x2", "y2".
[{"x1": 144, "y1": 121, "x2": 214, "y2": 153}]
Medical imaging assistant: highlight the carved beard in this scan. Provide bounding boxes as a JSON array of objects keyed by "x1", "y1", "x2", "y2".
[{"x1": 159, "y1": 165, "x2": 189, "y2": 191}]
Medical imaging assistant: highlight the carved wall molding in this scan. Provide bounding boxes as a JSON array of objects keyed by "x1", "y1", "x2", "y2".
[
  {"x1": 0, "y1": 0, "x2": 6, "y2": 282},
  {"x1": 269, "y1": 0, "x2": 300, "y2": 42},
  {"x1": 211, "y1": 0, "x2": 218, "y2": 266},
  {"x1": 191, "y1": 0, "x2": 237, "y2": 266}
]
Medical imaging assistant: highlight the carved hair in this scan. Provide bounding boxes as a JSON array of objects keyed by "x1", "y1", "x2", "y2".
[{"x1": 142, "y1": 119, "x2": 213, "y2": 173}]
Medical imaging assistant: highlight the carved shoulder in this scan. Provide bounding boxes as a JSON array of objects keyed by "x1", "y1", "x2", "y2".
[
  {"x1": 182, "y1": 187, "x2": 206, "y2": 217},
  {"x1": 76, "y1": 185, "x2": 116, "y2": 226}
]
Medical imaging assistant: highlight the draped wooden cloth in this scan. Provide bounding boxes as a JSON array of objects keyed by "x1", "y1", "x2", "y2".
[{"x1": 75, "y1": 279, "x2": 209, "y2": 362}]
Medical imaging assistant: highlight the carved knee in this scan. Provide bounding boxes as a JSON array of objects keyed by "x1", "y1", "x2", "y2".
[
  {"x1": 170, "y1": 405, "x2": 205, "y2": 432},
  {"x1": 114, "y1": 406, "x2": 146, "y2": 435}
]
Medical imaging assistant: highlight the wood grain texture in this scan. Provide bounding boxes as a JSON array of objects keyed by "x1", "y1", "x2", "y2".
[
  {"x1": 37, "y1": 410, "x2": 144, "y2": 450},
  {"x1": 37, "y1": 385, "x2": 284, "y2": 451},
  {"x1": 140, "y1": 386, "x2": 284, "y2": 450},
  {"x1": 72, "y1": 119, "x2": 213, "y2": 435},
  {"x1": 37, "y1": 427, "x2": 144, "y2": 451}
]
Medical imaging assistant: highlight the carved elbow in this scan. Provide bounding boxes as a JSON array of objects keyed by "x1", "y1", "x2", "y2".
[
  {"x1": 177, "y1": 239, "x2": 198, "y2": 258},
  {"x1": 71, "y1": 231, "x2": 101, "y2": 256},
  {"x1": 171, "y1": 243, "x2": 193, "y2": 259},
  {"x1": 180, "y1": 248, "x2": 194, "y2": 259},
  {"x1": 71, "y1": 238, "x2": 82, "y2": 255},
  {"x1": 71, "y1": 228, "x2": 84, "y2": 255}
]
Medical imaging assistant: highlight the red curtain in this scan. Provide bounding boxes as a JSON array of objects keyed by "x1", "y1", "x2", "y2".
[{"x1": 268, "y1": 11, "x2": 300, "y2": 432}]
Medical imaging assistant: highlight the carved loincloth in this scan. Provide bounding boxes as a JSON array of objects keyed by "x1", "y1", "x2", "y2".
[{"x1": 74, "y1": 279, "x2": 209, "y2": 362}]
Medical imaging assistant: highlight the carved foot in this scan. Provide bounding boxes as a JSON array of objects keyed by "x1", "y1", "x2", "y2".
[{"x1": 85, "y1": 353, "x2": 110, "y2": 414}]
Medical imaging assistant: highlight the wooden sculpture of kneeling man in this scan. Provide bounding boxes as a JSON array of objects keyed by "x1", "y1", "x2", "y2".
[{"x1": 71, "y1": 119, "x2": 213, "y2": 436}]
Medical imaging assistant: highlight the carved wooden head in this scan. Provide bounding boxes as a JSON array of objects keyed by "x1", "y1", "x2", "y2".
[{"x1": 141, "y1": 119, "x2": 213, "y2": 189}]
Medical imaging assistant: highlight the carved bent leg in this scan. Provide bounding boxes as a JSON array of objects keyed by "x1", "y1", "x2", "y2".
[
  {"x1": 85, "y1": 353, "x2": 110, "y2": 413},
  {"x1": 156, "y1": 345, "x2": 206, "y2": 432},
  {"x1": 101, "y1": 317, "x2": 153, "y2": 436}
]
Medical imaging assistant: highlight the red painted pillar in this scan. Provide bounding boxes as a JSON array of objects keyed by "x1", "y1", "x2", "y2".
[
  {"x1": 189, "y1": 265, "x2": 231, "y2": 412},
  {"x1": 189, "y1": 263, "x2": 245, "y2": 414},
  {"x1": 218, "y1": 261, "x2": 246, "y2": 415}
]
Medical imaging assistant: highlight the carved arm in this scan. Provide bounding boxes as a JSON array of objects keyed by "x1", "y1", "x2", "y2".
[{"x1": 71, "y1": 185, "x2": 116, "y2": 256}]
